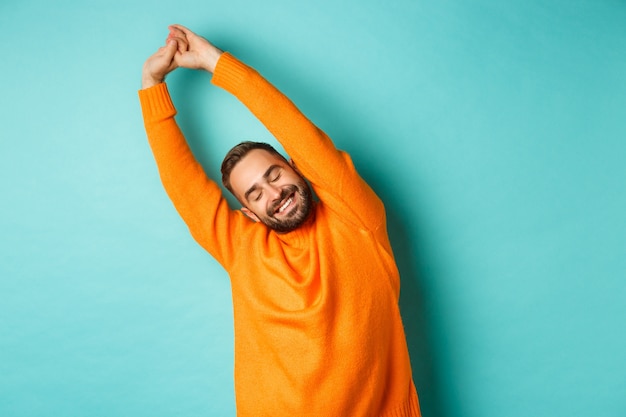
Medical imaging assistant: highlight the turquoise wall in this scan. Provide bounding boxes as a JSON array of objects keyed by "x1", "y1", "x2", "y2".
[{"x1": 1, "y1": 1, "x2": 625, "y2": 416}]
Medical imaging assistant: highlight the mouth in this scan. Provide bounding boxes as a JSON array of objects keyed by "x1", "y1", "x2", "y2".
[{"x1": 274, "y1": 192, "x2": 296, "y2": 216}]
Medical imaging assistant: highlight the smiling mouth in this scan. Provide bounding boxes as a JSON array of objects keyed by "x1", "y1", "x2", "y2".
[{"x1": 275, "y1": 193, "x2": 295, "y2": 215}]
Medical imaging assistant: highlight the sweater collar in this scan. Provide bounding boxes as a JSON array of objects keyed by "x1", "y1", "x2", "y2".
[{"x1": 274, "y1": 205, "x2": 317, "y2": 248}]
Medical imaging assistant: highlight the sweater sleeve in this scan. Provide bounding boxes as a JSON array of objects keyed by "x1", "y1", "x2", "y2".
[
  {"x1": 138, "y1": 82, "x2": 248, "y2": 269},
  {"x1": 211, "y1": 53, "x2": 386, "y2": 232}
]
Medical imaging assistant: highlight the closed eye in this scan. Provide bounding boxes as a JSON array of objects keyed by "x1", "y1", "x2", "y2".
[{"x1": 243, "y1": 164, "x2": 284, "y2": 203}]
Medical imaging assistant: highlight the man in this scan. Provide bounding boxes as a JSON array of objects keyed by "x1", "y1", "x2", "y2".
[{"x1": 139, "y1": 24, "x2": 421, "y2": 417}]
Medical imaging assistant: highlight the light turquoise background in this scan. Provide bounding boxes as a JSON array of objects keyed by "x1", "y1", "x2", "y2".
[{"x1": 1, "y1": 1, "x2": 625, "y2": 416}]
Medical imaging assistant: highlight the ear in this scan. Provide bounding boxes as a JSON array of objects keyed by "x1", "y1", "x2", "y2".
[
  {"x1": 241, "y1": 207, "x2": 260, "y2": 222},
  {"x1": 289, "y1": 158, "x2": 303, "y2": 175}
]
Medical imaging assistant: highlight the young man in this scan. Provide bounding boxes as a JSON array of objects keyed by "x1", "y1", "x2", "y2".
[{"x1": 139, "y1": 24, "x2": 421, "y2": 417}]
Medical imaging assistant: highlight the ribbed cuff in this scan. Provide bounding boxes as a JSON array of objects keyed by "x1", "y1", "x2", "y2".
[
  {"x1": 138, "y1": 82, "x2": 176, "y2": 123},
  {"x1": 211, "y1": 52, "x2": 250, "y2": 93}
]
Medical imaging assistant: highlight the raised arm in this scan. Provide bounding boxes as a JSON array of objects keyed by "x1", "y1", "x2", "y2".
[
  {"x1": 168, "y1": 25, "x2": 387, "y2": 232},
  {"x1": 139, "y1": 28, "x2": 247, "y2": 268}
]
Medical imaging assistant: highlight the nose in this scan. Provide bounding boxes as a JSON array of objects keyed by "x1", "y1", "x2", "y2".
[{"x1": 267, "y1": 184, "x2": 282, "y2": 201}]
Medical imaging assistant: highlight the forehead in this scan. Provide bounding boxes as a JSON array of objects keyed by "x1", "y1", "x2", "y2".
[{"x1": 229, "y1": 149, "x2": 287, "y2": 196}]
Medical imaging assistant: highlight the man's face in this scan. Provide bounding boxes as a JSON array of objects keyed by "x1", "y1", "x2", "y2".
[{"x1": 229, "y1": 149, "x2": 313, "y2": 233}]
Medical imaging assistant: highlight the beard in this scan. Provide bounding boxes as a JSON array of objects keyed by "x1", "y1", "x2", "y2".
[{"x1": 259, "y1": 180, "x2": 313, "y2": 233}]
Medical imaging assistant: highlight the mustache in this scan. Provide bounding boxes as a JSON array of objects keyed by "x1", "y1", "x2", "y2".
[{"x1": 267, "y1": 185, "x2": 298, "y2": 216}]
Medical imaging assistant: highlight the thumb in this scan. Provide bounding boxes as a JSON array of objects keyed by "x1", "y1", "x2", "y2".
[{"x1": 163, "y1": 39, "x2": 178, "y2": 58}]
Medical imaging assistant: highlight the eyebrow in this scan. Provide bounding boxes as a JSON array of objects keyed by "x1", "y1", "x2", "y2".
[{"x1": 243, "y1": 164, "x2": 282, "y2": 202}]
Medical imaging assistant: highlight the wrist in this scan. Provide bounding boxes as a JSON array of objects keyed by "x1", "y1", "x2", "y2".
[
  {"x1": 141, "y1": 73, "x2": 163, "y2": 89},
  {"x1": 202, "y1": 47, "x2": 224, "y2": 73}
]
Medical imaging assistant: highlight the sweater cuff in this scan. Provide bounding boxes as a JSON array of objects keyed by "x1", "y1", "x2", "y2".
[
  {"x1": 138, "y1": 82, "x2": 177, "y2": 122},
  {"x1": 211, "y1": 52, "x2": 249, "y2": 92}
]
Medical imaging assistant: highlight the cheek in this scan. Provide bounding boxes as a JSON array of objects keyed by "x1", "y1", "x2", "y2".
[
  {"x1": 250, "y1": 200, "x2": 268, "y2": 216},
  {"x1": 281, "y1": 175, "x2": 303, "y2": 190}
]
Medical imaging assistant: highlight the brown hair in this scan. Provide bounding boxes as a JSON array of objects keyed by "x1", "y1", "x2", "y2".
[{"x1": 221, "y1": 141, "x2": 288, "y2": 195}]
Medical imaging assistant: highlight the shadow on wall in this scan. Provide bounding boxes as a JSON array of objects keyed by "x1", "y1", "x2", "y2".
[
  {"x1": 380, "y1": 192, "x2": 448, "y2": 417},
  {"x1": 355, "y1": 170, "x2": 447, "y2": 417}
]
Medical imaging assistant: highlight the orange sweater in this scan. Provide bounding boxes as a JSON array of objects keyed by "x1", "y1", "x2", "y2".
[{"x1": 139, "y1": 53, "x2": 420, "y2": 417}]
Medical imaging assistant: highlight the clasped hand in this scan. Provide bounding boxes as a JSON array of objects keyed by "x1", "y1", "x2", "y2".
[{"x1": 141, "y1": 24, "x2": 223, "y2": 89}]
